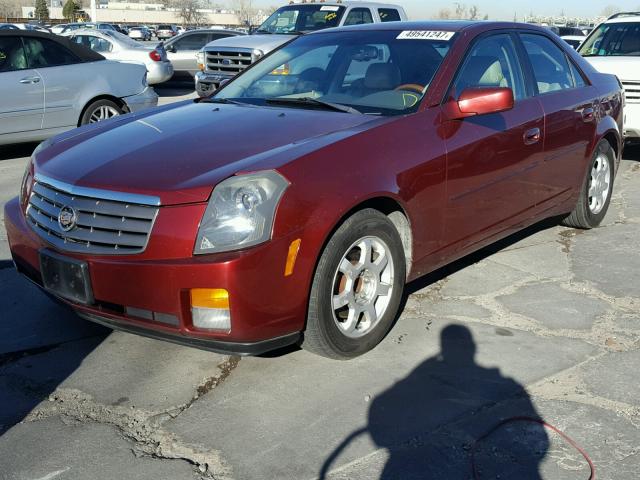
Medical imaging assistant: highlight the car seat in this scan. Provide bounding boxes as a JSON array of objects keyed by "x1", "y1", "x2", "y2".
[
  {"x1": 456, "y1": 55, "x2": 507, "y2": 95},
  {"x1": 350, "y1": 63, "x2": 401, "y2": 97}
]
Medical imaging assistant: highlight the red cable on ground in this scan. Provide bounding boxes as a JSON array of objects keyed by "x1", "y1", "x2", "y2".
[{"x1": 471, "y1": 416, "x2": 596, "y2": 480}]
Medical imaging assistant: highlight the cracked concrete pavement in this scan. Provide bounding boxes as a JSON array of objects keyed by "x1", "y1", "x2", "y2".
[{"x1": 1, "y1": 92, "x2": 639, "y2": 478}]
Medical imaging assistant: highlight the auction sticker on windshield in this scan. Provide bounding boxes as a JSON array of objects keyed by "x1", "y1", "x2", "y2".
[{"x1": 397, "y1": 30, "x2": 455, "y2": 40}]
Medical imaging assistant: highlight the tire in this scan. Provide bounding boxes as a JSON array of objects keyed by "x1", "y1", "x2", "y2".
[
  {"x1": 303, "y1": 209, "x2": 406, "y2": 359},
  {"x1": 80, "y1": 99, "x2": 124, "y2": 126},
  {"x1": 562, "y1": 140, "x2": 615, "y2": 229}
]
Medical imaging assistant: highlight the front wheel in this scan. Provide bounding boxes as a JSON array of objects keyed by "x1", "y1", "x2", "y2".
[
  {"x1": 562, "y1": 139, "x2": 615, "y2": 229},
  {"x1": 303, "y1": 209, "x2": 406, "y2": 359},
  {"x1": 80, "y1": 99, "x2": 124, "y2": 126}
]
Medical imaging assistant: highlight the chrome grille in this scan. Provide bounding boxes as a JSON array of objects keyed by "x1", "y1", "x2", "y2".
[
  {"x1": 26, "y1": 176, "x2": 159, "y2": 255},
  {"x1": 205, "y1": 48, "x2": 253, "y2": 75},
  {"x1": 622, "y1": 81, "x2": 640, "y2": 104}
]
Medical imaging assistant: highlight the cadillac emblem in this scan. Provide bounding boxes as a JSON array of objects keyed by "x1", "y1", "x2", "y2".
[{"x1": 58, "y1": 205, "x2": 78, "y2": 232}]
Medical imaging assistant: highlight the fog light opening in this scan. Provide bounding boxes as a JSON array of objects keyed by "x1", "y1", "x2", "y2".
[{"x1": 190, "y1": 288, "x2": 231, "y2": 331}]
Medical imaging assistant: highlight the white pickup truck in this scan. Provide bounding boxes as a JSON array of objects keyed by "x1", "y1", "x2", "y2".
[{"x1": 195, "y1": 1, "x2": 407, "y2": 96}]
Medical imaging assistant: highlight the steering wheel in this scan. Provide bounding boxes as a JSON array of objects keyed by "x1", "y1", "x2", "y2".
[{"x1": 394, "y1": 84, "x2": 426, "y2": 94}]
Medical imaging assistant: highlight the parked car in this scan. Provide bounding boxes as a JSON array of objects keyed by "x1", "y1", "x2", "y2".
[
  {"x1": 0, "y1": 23, "x2": 19, "y2": 30},
  {"x1": 579, "y1": 12, "x2": 640, "y2": 140},
  {"x1": 147, "y1": 26, "x2": 157, "y2": 38},
  {"x1": 63, "y1": 29, "x2": 173, "y2": 84},
  {"x1": 50, "y1": 23, "x2": 68, "y2": 34},
  {"x1": 156, "y1": 24, "x2": 178, "y2": 40},
  {"x1": 0, "y1": 30, "x2": 157, "y2": 145},
  {"x1": 562, "y1": 35, "x2": 585, "y2": 49},
  {"x1": 11, "y1": 23, "x2": 51, "y2": 32},
  {"x1": 128, "y1": 26, "x2": 151, "y2": 41},
  {"x1": 163, "y1": 28, "x2": 244, "y2": 78},
  {"x1": 4, "y1": 22, "x2": 622, "y2": 359},
  {"x1": 195, "y1": 1, "x2": 407, "y2": 96},
  {"x1": 58, "y1": 22, "x2": 116, "y2": 35}
]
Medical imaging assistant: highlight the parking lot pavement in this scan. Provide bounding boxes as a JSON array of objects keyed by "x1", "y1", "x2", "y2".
[{"x1": 1, "y1": 94, "x2": 639, "y2": 478}]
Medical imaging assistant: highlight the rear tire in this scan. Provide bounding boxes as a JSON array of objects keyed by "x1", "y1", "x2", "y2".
[
  {"x1": 303, "y1": 209, "x2": 406, "y2": 359},
  {"x1": 562, "y1": 140, "x2": 615, "y2": 229},
  {"x1": 80, "y1": 99, "x2": 123, "y2": 126}
]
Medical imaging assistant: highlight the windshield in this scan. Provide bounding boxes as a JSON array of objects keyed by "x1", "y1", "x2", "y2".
[
  {"x1": 256, "y1": 5, "x2": 345, "y2": 34},
  {"x1": 214, "y1": 30, "x2": 455, "y2": 116},
  {"x1": 579, "y1": 22, "x2": 640, "y2": 56}
]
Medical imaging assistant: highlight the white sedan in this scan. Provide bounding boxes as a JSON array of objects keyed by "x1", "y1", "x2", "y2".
[
  {"x1": 62, "y1": 29, "x2": 173, "y2": 84},
  {"x1": 0, "y1": 30, "x2": 158, "y2": 146}
]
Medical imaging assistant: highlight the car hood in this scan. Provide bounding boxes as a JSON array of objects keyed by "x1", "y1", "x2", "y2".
[
  {"x1": 583, "y1": 56, "x2": 640, "y2": 81},
  {"x1": 203, "y1": 34, "x2": 294, "y2": 53},
  {"x1": 35, "y1": 101, "x2": 381, "y2": 205}
]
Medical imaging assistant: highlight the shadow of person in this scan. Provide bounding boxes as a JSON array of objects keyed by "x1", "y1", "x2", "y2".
[{"x1": 319, "y1": 324, "x2": 549, "y2": 479}]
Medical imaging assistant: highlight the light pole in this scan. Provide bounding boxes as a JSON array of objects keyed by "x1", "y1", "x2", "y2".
[{"x1": 91, "y1": 0, "x2": 97, "y2": 22}]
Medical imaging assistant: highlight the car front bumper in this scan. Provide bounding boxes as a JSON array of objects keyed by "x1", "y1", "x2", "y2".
[
  {"x1": 122, "y1": 87, "x2": 159, "y2": 113},
  {"x1": 4, "y1": 196, "x2": 307, "y2": 355},
  {"x1": 623, "y1": 102, "x2": 640, "y2": 139},
  {"x1": 194, "y1": 71, "x2": 233, "y2": 97},
  {"x1": 147, "y1": 61, "x2": 174, "y2": 85}
]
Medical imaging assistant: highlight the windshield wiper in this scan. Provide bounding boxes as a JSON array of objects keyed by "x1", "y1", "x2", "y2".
[
  {"x1": 265, "y1": 97, "x2": 361, "y2": 114},
  {"x1": 196, "y1": 97, "x2": 246, "y2": 105}
]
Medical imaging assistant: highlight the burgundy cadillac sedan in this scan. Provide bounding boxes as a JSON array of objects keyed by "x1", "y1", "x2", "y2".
[{"x1": 5, "y1": 22, "x2": 623, "y2": 359}]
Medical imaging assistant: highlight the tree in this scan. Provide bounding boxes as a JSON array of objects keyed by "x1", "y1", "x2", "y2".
[
  {"x1": 601, "y1": 5, "x2": 621, "y2": 17},
  {"x1": 0, "y1": 0, "x2": 22, "y2": 19},
  {"x1": 62, "y1": 0, "x2": 79, "y2": 21},
  {"x1": 232, "y1": 0, "x2": 258, "y2": 26},
  {"x1": 177, "y1": 0, "x2": 206, "y2": 26},
  {"x1": 436, "y1": 8, "x2": 451, "y2": 19},
  {"x1": 34, "y1": 0, "x2": 49, "y2": 20}
]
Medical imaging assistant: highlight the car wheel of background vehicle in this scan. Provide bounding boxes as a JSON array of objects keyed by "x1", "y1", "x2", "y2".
[
  {"x1": 562, "y1": 139, "x2": 615, "y2": 229},
  {"x1": 80, "y1": 99, "x2": 123, "y2": 125},
  {"x1": 303, "y1": 209, "x2": 406, "y2": 359}
]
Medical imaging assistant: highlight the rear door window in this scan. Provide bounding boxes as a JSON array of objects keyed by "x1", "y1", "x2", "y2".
[
  {"x1": 72, "y1": 34, "x2": 113, "y2": 53},
  {"x1": 343, "y1": 8, "x2": 374, "y2": 26},
  {"x1": 378, "y1": 9, "x2": 401, "y2": 22},
  {"x1": 173, "y1": 33, "x2": 210, "y2": 51},
  {"x1": 0, "y1": 36, "x2": 28, "y2": 72},
  {"x1": 520, "y1": 34, "x2": 574, "y2": 94},
  {"x1": 23, "y1": 37, "x2": 80, "y2": 68}
]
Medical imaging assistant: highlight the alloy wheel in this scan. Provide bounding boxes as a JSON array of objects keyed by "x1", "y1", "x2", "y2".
[
  {"x1": 588, "y1": 153, "x2": 611, "y2": 214},
  {"x1": 89, "y1": 105, "x2": 121, "y2": 123},
  {"x1": 331, "y1": 236, "x2": 395, "y2": 338}
]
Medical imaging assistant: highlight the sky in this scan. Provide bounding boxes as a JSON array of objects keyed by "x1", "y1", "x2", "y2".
[{"x1": 249, "y1": 0, "x2": 640, "y2": 21}]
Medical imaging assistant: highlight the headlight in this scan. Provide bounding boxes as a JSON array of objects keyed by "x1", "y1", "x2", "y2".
[
  {"x1": 196, "y1": 51, "x2": 205, "y2": 71},
  {"x1": 252, "y1": 49, "x2": 264, "y2": 61},
  {"x1": 194, "y1": 170, "x2": 289, "y2": 254},
  {"x1": 21, "y1": 139, "x2": 51, "y2": 207}
]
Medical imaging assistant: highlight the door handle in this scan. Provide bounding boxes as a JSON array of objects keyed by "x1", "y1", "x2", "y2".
[
  {"x1": 581, "y1": 107, "x2": 595, "y2": 122},
  {"x1": 524, "y1": 127, "x2": 541, "y2": 145},
  {"x1": 19, "y1": 76, "x2": 40, "y2": 84}
]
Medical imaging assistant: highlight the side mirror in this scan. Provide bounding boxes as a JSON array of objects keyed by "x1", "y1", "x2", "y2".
[
  {"x1": 444, "y1": 87, "x2": 514, "y2": 120},
  {"x1": 167, "y1": 45, "x2": 176, "y2": 53}
]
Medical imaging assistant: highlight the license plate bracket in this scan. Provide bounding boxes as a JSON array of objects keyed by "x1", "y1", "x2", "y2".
[{"x1": 39, "y1": 250, "x2": 94, "y2": 305}]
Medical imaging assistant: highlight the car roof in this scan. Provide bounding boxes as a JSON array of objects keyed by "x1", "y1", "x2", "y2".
[
  {"x1": 605, "y1": 13, "x2": 640, "y2": 23},
  {"x1": 308, "y1": 20, "x2": 549, "y2": 35},
  {"x1": 0, "y1": 29, "x2": 105, "y2": 62},
  {"x1": 283, "y1": 1, "x2": 403, "y2": 7}
]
